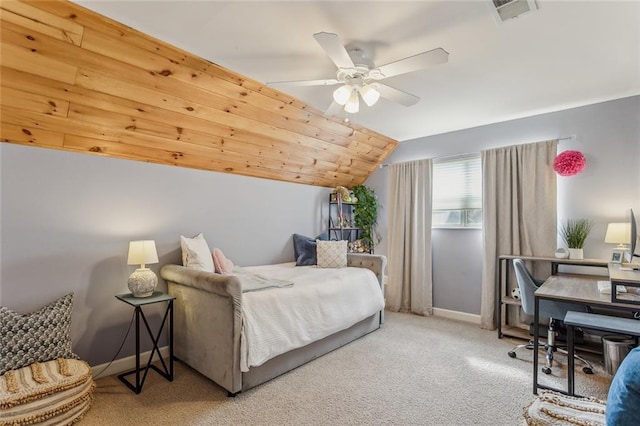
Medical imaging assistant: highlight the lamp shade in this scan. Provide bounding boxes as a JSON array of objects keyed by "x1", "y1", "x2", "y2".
[
  {"x1": 344, "y1": 90, "x2": 359, "y2": 113},
  {"x1": 332, "y1": 85, "x2": 351, "y2": 106},
  {"x1": 604, "y1": 223, "x2": 631, "y2": 246},
  {"x1": 127, "y1": 240, "x2": 159, "y2": 267},
  {"x1": 359, "y1": 84, "x2": 380, "y2": 107}
]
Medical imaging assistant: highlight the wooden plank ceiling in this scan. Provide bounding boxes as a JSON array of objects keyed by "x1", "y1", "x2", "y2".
[{"x1": 0, "y1": 0, "x2": 398, "y2": 188}]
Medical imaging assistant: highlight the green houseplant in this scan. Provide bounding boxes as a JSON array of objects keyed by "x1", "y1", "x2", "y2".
[
  {"x1": 351, "y1": 185, "x2": 380, "y2": 253},
  {"x1": 560, "y1": 218, "x2": 593, "y2": 259}
]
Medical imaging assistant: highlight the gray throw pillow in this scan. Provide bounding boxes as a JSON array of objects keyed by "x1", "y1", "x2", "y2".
[
  {"x1": 0, "y1": 293, "x2": 79, "y2": 375},
  {"x1": 293, "y1": 233, "x2": 328, "y2": 266}
]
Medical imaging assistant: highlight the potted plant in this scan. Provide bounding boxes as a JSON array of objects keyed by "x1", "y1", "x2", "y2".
[
  {"x1": 351, "y1": 185, "x2": 380, "y2": 253},
  {"x1": 560, "y1": 218, "x2": 593, "y2": 259}
]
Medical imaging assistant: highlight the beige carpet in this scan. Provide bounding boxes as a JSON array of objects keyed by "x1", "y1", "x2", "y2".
[{"x1": 80, "y1": 311, "x2": 612, "y2": 425}]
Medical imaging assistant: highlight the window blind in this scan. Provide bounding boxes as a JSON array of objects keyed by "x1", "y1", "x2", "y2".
[{"x1": 432, "y1": 154, "x2": 481, "y2": 210}]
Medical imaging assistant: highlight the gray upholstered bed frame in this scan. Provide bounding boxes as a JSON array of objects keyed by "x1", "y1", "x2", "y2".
[{"x1": 160, "y1": 253, "x2": 386, "y2": 396}]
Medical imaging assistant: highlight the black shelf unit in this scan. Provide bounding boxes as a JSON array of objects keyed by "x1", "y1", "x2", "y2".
[{"x1": 328, "y1": 194, "x2": 362, "y2": 245}]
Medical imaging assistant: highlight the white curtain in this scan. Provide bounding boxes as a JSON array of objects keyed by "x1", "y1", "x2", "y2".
[
  {"x1": 386, "y1": 159, "x2": 433, "y2": 315},
  {"x1": 480, "y1": 140, "x2": 558, "y2": 330}
]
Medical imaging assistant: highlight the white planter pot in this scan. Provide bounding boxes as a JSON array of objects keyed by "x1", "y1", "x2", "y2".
[{"x1": 568, "y1": 248, "x2": 584, "y2": 260}]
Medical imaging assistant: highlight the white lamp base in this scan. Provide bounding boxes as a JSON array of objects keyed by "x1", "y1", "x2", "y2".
[{"x1": 128, "y1": 268, "x2": 158, "y2": 297}]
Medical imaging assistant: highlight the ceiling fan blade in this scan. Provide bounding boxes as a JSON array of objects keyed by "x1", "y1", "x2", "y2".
[
  {"x1": 267, "y1": 78, "x2": 341, "y2": 87},
  {"x1": 374, "y1": 48, "x2": 449, "y2": 79},
  {"x1": 313, "y1": 32, "x2": 355, "y2": 70},
  {"x1": 324, "y1": 101, "x2": 344, "y2": 117},
  {"x1": 376, "y1": 83, "x2": 420, "y2": 106}
]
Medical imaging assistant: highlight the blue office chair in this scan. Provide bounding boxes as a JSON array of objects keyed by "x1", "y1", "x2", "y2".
[{"x1": 507, "y1": 259, "x2": 594, "y2": 375}]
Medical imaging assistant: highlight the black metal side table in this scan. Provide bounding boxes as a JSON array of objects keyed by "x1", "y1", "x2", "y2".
[{"x1": 115, "y1": 291, "x2": 175, "y2": 394}]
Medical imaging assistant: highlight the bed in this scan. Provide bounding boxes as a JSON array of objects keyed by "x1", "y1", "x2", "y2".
[{"x1": 160, "y1": 253, "x2": 386, "y2": 395}]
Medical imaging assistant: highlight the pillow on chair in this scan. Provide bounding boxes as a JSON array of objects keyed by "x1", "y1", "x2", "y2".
[{"x1": 606, "y1": 345, "x2": 640, "y2": 425}]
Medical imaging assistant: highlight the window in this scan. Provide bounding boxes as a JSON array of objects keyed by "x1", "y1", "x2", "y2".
[{"x1": 432, "y1": 154, "x2": 482, "y2": 228}]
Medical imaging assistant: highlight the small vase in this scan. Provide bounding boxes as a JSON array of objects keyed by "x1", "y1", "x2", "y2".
[{"x1": 568, "y1": 248, "x2": 584, "y2": 260}]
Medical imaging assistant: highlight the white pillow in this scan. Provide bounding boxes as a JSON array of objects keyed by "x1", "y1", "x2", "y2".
[
  {"x1": 180, "y1": 233, "x2": 214, "y2": 272},
  {"x1": 316, "y1": 240, "x2": 348, "y2": 268}
]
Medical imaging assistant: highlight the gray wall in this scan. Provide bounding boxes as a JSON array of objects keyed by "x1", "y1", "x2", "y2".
[
  {"x1": 0, "y1": 144, "x2": 329, "y2": 366},
  {"x1": 367, "y1": 96, "x2": 640, "y2": 315},
  {"x1": 2, "y1": 96, "x2": 638, "y2": 366}
]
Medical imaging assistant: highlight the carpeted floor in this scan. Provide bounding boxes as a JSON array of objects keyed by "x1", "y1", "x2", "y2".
[{"x1": 80, "y1": 311, "x2": 612, "y2": 425}]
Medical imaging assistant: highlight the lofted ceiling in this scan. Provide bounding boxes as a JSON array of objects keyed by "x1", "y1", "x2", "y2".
[
  {"x1": 74, "y1": 0, "x2": 640, "y2": 142},
  {"x1": 0, "y1": 0, "x2": 398, "y2": 188}
]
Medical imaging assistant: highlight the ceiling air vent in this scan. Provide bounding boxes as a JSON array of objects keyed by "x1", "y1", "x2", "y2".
[{"x1": 490, "y1": 0, "x2": 538, "y2": 22}]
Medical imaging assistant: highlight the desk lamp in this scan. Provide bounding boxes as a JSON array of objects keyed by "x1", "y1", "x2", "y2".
[
  {"x1": 605, "y1": 223, "x2": 631, "y2": 249},
  {"x1": 605, "y1": 223, "x2": 631, "y2": 263},
  {"x1": 127, "y1": 240, "x2": 159, "y2": 297}
]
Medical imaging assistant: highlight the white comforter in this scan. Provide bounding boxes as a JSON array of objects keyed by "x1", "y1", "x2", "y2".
[{"x1": 239, "y1": 262, "x2": 385, "y2": 372}]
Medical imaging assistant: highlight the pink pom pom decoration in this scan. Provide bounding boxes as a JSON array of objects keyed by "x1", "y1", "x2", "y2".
[{"x1": 553, "y1": 150, "x2": 586, "y2": 176}]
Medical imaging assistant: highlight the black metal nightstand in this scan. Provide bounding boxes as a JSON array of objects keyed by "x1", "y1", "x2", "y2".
[{"x1": 115, "y1": 291, "x2": 175, "y2": 394}]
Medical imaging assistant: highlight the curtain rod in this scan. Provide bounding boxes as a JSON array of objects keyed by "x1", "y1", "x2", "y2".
[
  {"x1": 378, "y1": 135, "x2": 577, "y2": 168},
  {"x1": 378, "y1": 152, "x2": 474, "y2": 168}
]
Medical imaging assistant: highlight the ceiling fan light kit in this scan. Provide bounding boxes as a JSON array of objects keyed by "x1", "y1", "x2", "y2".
[
  {"x1": 333, "y1": 83, "x2": 380, "y2": 113},
  {"x1": 267, "y1": 32, "x2": 448, "y2": 116}
]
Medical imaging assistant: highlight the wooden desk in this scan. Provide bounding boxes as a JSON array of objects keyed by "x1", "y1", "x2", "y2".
[
  {"x1": 533, "y1": 275, "x2": 640, "y2": 395},
  {"x1": 610, "y1": 264, "x2": 640, "y2": 305},
  {"x1": 497, "y1": 255, "x2": 609, "y2": 340}
]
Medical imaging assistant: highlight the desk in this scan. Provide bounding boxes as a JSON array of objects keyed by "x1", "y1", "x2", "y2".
[
  {"x1": 533, "y1": 275, "x2": 640, "y2": 395},
  {"x1": 610, "y1": 264, "x2": 640, "y2": 305},
  {"x1": 497, "y1": 255, "x2": 609, "y2": 339},
  {"x1": 116, "y1": 291, "x2": 175, "y2": 394}
]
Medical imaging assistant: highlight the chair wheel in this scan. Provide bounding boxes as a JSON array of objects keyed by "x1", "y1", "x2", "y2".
[
  {"x1": 542, "y1": 367, "x2": 552, "y2": 375},
  {"x1": 583, "y1": 367, "x2": 593, "y2": 375},
  {"x1": 508, "y1": 351, "x2": 517, "y2": 358}
]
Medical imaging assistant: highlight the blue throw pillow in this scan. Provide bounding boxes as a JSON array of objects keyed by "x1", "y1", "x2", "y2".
[
  {"x1": 606, "y1": 345, "x2": 640, "y2": 425},
  {"x1": 293, "y1": 233, "x2": 328, "y2": 266}
]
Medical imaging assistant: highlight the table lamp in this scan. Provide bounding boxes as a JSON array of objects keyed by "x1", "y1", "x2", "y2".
[
  {"x1": 604, "y1": 223, "x2": 631, "y2": 249},
  {"x1": 127, "y1": 240, "x2": 159, "y2": 297}
]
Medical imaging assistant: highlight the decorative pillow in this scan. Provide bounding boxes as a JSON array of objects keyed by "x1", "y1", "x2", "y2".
[
  {"x1": 293, "y1": 233, "x2": 328, "y2": 266},
  {"x1": 606, "y1": 345, "x2": 640, "y2": 425},
  {"x1": 316, "y1": 240, "x2": 348, "y2": 268},
  {"x1": 180, "y1": 233, "x2": 214, "y2": 272},
  {"x1": 0, "y1": 293, "x2": 79, "y2": 375},
  {"x1": 212, "y1": 248, "x2": 234, "y2": 275}
]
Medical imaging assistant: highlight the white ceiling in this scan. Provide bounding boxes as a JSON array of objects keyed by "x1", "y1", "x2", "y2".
[{"x1": 75, "y1": 1, "x2": 640, "y2": 142}]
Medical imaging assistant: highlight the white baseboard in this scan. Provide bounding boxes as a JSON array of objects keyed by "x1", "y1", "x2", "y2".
[
  {"x1": 91, "y1": 346, "x2": 170, "y2": 379},
  {"x1": 433, "y1": 307, "x2": 481, "y2": 325}
]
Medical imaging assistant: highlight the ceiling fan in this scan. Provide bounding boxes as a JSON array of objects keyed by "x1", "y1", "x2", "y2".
[{"x1": 267, "y1": 32, "x2": 449, "y2": 116}]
